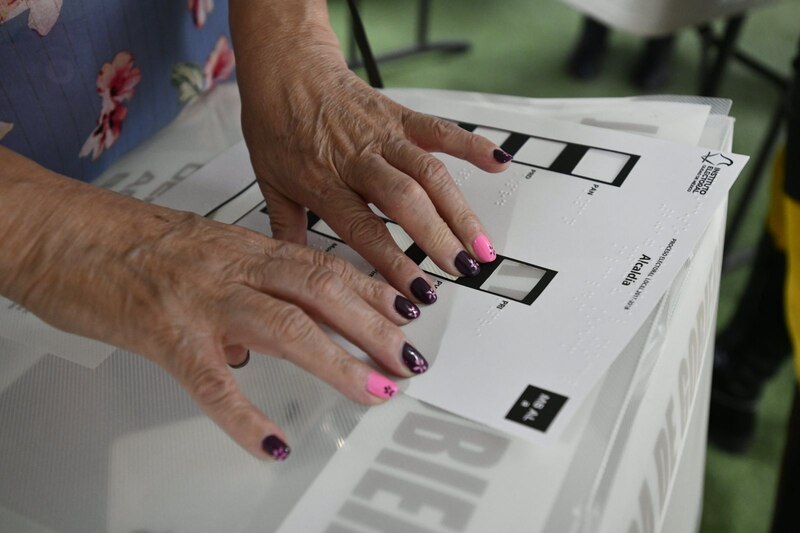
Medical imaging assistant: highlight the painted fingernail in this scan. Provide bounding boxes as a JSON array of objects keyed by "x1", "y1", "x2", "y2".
[
  {"x1": 367, "y1": 371, "x2": 399, "y2": 399},
  {"x1": 262, "y1": 434, "x2": 291, "y2": 461},
  {"x1": 410, "y1": 277, "x2": 437, "y2": 304},
  {"x1": 394, "y1": 295, "x2": 420, "y2": 319},
  {"x1": 228, "y1": 350, "x2": 250, "y2": 369},
  {"x1": 402, "y1": 343, "x2": 429, "y2": 374},
  {"x1": 455, "y1": 251, "x2": 480, "y2": 277},
  {"x1": 493, "y1": 148, "x2": 513, "y2": 163},
  {"x1": 472, "y1": 234, "x2": 497, "y2": 262}
]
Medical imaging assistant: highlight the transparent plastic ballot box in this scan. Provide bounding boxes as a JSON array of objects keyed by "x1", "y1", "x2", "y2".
[
  {"x1": 0, "y1": 87, "x2": 734, "y2": 533},
  {"x1": 560, "y1": 0, "x2": 779, "y2": 36}
]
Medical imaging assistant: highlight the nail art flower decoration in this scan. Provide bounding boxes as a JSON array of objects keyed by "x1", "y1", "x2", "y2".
[
  {"x1": 80, "y1": 52, "x2": 141, "y2": 161},
  {"x1": 188, "y1": 0, "x2": 214, "y2": 28},
  {"x1": 262, "y1": 435, "x2": 291, "y2": 461},
  {"x1": 402, "y1": 344, "x2": 429, "y2": 374},
  {"x1": 171, "y1": 36, "x2": 235, "y2": 104},
  {"x1": 384, "y1": 385, "x2": 396, "y2": 397},
  {"x1": 0, "y1": 0, "x2": 63, "y2": 36},
  {"x1": 0, "y1": 121, "x2": 13, "y2": 140},
  {"x1": 272, "y1": 447, "x2": 290, "y2": 460},
  {"x1": 410, "y1": 359, "x2": 428, "y2": 373}
]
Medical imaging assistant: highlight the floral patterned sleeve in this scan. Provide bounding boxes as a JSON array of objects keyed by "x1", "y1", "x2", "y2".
[{"x1": 0, "y1": 0, "x2": 235, "y2": 182}]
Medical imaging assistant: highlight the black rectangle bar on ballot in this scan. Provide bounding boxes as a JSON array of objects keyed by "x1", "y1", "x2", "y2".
[
  {"x1": 548, "y1": 144, "x2": 589, "y2": 175},
  {"x1": 612, "y1": 154, "x2": 640, "y2": 187},
  {"x1": 404, "y1": 244, "x2": 428, "y2": 266},
  {"x1": 499, "y1": 133, "x2": 529, "y2": 157},
  {"x1": 458, "y1": 122, "x2": 477, "y2": 133}
]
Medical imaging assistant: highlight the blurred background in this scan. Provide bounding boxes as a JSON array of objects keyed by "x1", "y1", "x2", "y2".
[{"x1": 326, "y1": 1, "x2": 800, "y2": 532}]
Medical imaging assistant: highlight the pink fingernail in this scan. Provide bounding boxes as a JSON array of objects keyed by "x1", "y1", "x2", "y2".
[
  {"x1": 367, "y1": 372, "x2": 398, "y2": 399},
  {"x1": 472, "y1": 234, "x2": 497, "y2": 262}
]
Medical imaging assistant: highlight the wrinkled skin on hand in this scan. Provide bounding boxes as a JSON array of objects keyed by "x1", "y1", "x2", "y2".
[
  {"x1": 0, "y1": 160, "x2": 419, "y2": 459},
  {"x1": 232, "y1": 13, "x2": 510, "y2": 302}
]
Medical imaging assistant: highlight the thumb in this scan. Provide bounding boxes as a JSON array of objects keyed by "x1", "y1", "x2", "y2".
[{"x1": 259, "y1": 181, "x2": 308, "y2": 245}]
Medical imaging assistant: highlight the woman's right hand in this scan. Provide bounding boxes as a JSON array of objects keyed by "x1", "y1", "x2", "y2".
[{"x1": 0, "y1": 147, "x2": 426, "y2": 460}]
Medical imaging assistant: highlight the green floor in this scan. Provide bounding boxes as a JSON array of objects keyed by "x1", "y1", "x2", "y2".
[{"x1": 327, "y1": 1, "x2": 800, "y2": 531}]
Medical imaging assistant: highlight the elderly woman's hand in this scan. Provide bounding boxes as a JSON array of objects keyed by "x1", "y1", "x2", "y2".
[
  {"x1": 230, "y1": 0, "x2": 512, "y2": 304},
  {"x1": 0, "y1": 148, "x2": 425, "y2": 460}
]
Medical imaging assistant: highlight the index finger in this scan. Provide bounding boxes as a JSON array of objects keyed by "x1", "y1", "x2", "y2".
[{"x1": 403, "y1": 112, "x2": 513, "y2": 172}]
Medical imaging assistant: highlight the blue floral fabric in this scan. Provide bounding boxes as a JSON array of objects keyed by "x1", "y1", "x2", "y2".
[{"x1": 0, "y1": 0, "x2": 235, "y2": 182}]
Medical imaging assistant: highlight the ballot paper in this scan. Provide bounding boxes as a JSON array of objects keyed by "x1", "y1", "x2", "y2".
[{"x1": 368, "y1": 99, "x2": 745, "y2": 444}]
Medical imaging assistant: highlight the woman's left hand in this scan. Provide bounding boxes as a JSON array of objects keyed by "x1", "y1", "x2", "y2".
[{"x1": 230, "y1": 0, "x2": 512, "y2": 305}]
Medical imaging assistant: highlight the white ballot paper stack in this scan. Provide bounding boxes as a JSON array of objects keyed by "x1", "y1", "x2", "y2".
[
  {"x1": 0, "y1": 88, "x2": 744, "y2": 533},
  {"x1": 149, "y1": 91, "x2": 746, "y2": 447}
]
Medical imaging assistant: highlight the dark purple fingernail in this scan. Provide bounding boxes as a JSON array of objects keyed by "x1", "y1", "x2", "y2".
[
  {"x1": 228, "y1": 350, "x2": 250, "y2": 369},
  {"x1": 394, "y1": 295, "x2": 420, "y2": 319},
  {"x1": 262, "y1": 434, "x2": 291, "y2": 461},
  {"x1": 493, "y1": 148, "x2": 513, "y2": 163},
  {"x1": 410, "y1": 277, "x2": 437, "y2": 304},
  {"x1": 402, "y1": 343, "x2": 429, "y2": 374},
  {"x1": 455, "y1": 251, "x2": 480, "y2": 277}
]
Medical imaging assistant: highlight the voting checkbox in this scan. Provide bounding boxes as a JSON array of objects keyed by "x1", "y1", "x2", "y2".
[
  {"x1": 480, "y1": 260, "x2": 548, "y2": 301},
  {"x1": 514, "y1": 137, "x2": 568, "y2": 168},
  {"x1": 573, "y1": 149, "x2": 633, "y2": 184}
]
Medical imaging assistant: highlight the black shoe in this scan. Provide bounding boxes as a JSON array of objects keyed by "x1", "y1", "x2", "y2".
[
  {"x1": 566, "y1": 17, "x2": 609, "y2": 81},
  {"x1": 632, "y1": 35, "x2": 675, "y2": 91},
  {"x1": 708, "y1": 231, "x2": 791, "y2": 453}
]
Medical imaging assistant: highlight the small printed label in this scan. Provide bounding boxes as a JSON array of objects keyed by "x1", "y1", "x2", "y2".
[{"x1": 505, "y1": 385, "x2": 568, "y2": 432}]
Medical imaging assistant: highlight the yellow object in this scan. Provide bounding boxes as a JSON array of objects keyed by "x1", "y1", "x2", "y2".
[{"x1": 766, "y1": 146, "x2": 800, "y2": 382}]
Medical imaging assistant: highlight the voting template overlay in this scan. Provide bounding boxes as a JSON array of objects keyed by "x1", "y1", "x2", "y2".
[{"x1": 0, "y1": 97, "x2": 746, "y2": 445}]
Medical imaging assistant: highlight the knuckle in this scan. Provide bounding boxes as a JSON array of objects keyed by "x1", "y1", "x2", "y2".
[
  {"x1": 271, "y1": 304, "x2": 314, "y2": 347},
  {"x1": 417, "y1": 156, "x2": 452, "y2": 193},
  {"x1": 269, "y1": 240, "x2": 297, "y2": 260},
  {"x1": 306, "y1": 267, "x2": 346, "y2": 299},
  {"x1": 468, "y1": 131, "x2": 487, "y2": 153},
  {"x1": 191, "y1": 367, "x2": 237, "y2": 409},
  {"x1": 330, "y1": 352, "x2": 359, "y2": 388},
  {"x1": 391, "y1": 179, "x2": 428, "y2": 211},
  {"x1": 455, "y1": 208, "x2": 480, "y2": 233},
  {"x1": 387, "y1": 250, "x2": 410, "y2": 275},
  {"x1": 347, "y1": 214, "x2": 387, "y2": 250},
  {"x1": 427, "y1": 226, "x2": 454, "y2": 253},
  {"x1": 430, "y1": 118, "x2": 455, "y2": 142},
  {"x1": 312, "y1": 248, "x2": 351, "y2": 278},
  {"x1": 367, "y1": 278, "x2": 393, "y2": 307},
  {"x1": 225, "y1": 403, "x2": 259, "y2": 432}
]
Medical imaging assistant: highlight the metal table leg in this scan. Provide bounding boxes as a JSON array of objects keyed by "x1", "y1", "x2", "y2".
[{"x1": 347, "y1": 0, "x2": 471, "y2": 71}]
